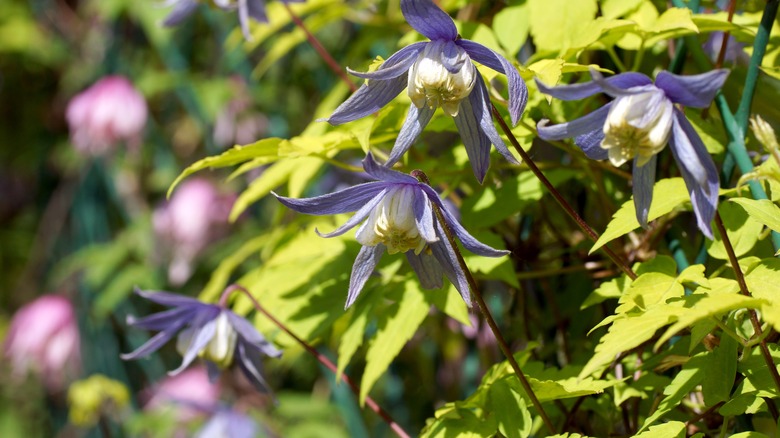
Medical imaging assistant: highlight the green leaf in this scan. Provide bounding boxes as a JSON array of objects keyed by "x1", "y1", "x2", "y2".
[
  {"x1": 601, "y1": 0, "x2": 645, "y2": 19},
  {"x1": 590, "y1": 178, "x2": 690, "y2": 254},
  {"x1": 635, "y1": 421, "x2": 686, "y2": 438},
  {"x1": 421, "y1": 405, "x2": 497, "y2": 438},
  {"x1": 250, "y1": 3, "x2": 350, "y2": 79},
  {"x1": 649, "y1": 8, "x2": 698, "y2": 34},
  {"x1": 335, "y1": 295, "x2": 375, "y2": 380},
  {"x1": 745, "y1": 259, "x2": 780, "y2": 331},
  {"x1": 489, "y1": 379, "x2": 531, "y2": 438},
  {"x1": 168, "y1": 138, "x2": 283, "y2": 197},
  {"x1": 230, "y1": 158, "x2": 304, "y2": 221},
  {"x1": 639, "y1": 354, "x2": 708, "y2": 432},
  {"x1": 707, "y1": 201, "x2": 764, "y2": 260},
  {"x1": 462, "y1": 169, "x2": 576, "y2": 229},
  {"x1": 360, "y1": 278, "x2": 430, "y2": 403},
  {"x1": 528, "y1": 0, "x2": 598, "y2": 53},
  {"x1": 232, "y1": 223, "x2": 351, "y2": 346},
  {"x1": 719, "y1": 393, "x2": 763, "y2": 416},
  {"x1": 729, "y1": 433, "x2": 772, "y2": 438},
  {"x1": 428, "y1": 284, "x2": 471, "y2": 326},
  {"x1": 493, "y1": 4, "x2": 530, "y2": 56},
  {"x1": 702, "y1": 334, "x2": 738, "y2": 406},
  {"x1": 730, "y1": 198, "x2": 780, "y2": 233},
  {"x1": 579, "y1": 307, "x2": 681, "y2": 378},
  {"x1": 737, "y1": 343, "x2": 780, "y2": 398},
  {"x1": 199, "y1": 234, "x2": 273, "y2": 303},
  {"x1": 654, "y1": 293, "x2": 765, "y2": 349},
  {"x1": 581, "y1": 275, "x2": 631, "y2": 310}
]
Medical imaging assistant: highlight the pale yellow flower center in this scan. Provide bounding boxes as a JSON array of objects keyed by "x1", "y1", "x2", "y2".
[
  {"x1": 601, "y1": 88, "x2": 673, "y2": 167},
  {"x1": 355, "y1": 186, "x2": 433, "y2": 255},
  {"x1": 408, "y1": 41, "x2": 477, "y2": 117}
]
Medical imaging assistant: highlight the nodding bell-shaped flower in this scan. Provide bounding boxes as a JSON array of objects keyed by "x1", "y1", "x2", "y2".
[
  {"x1": 273, "y1": 153, "x2": 509, "y2": 308},
  {"x1": 121, "y1": 289, "x2": 282, "y2": 393},
  {"x1": 176, "y1": 312, "x2": 238, "y2": 369},
  {"x1": 536, "y1": 68, "x2": 729, "y2": 238},
  {"x1": 355, "y1": 185, "x2": 430, "y2": 255},
  {"x1": 408, "y1": 40, "x2": 477, "y2": 117},
  {"x1": 325, "y1": 0, "x2": 528, "y2": 183},
  {"x1": 601, "y1": 87, "x2": 674, "y2": 167}
]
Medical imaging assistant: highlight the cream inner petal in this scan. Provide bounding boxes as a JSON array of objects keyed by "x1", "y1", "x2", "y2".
[
  {"x1": 407, "y1": 41, "x2": 477, "y2": 117},
  {"x1": 601, "y1": 88, "x2": 674, "y2": 167},
  {"x1": 355, "y1": 186, "x2": 433, "y2": 255}
]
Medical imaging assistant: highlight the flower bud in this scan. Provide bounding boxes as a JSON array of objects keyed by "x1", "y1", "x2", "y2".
[
  {"x1": 750, "y1": 115, "x2": 780, "y2": 154},
  {"x1": 601, "y1": 88, "x2": 673, "y2": 167},
  {"x1": 356, "y1": 186, "x2": 431, "y2": 255},
  {"x1": 408, "y1": 40, "x2": 476, "y2": 117}
]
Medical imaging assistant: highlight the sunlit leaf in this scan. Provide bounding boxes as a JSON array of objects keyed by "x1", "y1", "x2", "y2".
[{"x1": 591, "y1": 178, "x2": 693, "y2": 254}]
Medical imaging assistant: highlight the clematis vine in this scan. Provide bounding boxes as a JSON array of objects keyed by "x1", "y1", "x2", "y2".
[
  {"x1": 273, "y1": 153, "x2": 508, "y2": 308},
  {"x1": 536, "y1": 68, "x2": 729, "y2": 238},
  {"x1": 163, "y1": 0, "x2": 304, "y2": 40},
  {"x1": 325, "y1": 0, "x2": 527, "y2": 182},
  {"x1": 121, "y1": 289, "x2": 281, "y2": 393}
]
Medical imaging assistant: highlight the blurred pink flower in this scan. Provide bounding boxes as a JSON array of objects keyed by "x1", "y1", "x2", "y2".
[
  {"x1": 66, "y1": 76, "x2": 148, "y2": 155},
  {"x1": 4, "y1": 295, "x2": 81, "y2": 391},
  {"x1": 143, "y1": 366, "x2": 220, "y2": 423},
  {"x1": 153, "y1": 178, "x2": 236, "y2": 285}
]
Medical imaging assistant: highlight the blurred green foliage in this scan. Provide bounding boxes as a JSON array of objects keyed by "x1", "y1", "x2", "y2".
[{"x1": 4, "y1": 0, "x2": 780, "y2": 437}]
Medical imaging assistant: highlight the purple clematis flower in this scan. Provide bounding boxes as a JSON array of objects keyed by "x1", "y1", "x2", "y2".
[
  {"x1": 273, "y1": 153, "x2": 508, "y2": 308},
  {"x1": 536, "y1": 68, "x2": 729, "y2": 238},
  {"x1": 121, "y1": 289, "x2": 281, "y2": 393},
  {"x1": 325, "y1": 0, "x2": 527, "y2": 183},
  {"x1": 162, "y1": 0, "x2": 304, "y2": 40}
]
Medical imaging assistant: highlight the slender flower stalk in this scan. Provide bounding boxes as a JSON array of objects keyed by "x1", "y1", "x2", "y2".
[
  {"x1": 221, "y1": 284, "x2": 411, "y2": 438},
  {"x1": 412, "y1": 170, "x2": 556, "y2": 435},
  {"x1": 713, "y1": 214, "x2": 780, "y2": 397},
  {"x1": 491, "y1": 104, "x2": 637, "y2": 280},
  {"x1": 282, "y1": 2, "x2": 357, "y2": 93}
]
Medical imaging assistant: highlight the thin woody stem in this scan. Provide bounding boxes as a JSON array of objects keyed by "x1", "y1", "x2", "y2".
[
  {"x1": 411, "y1": 169, "x2": 557, "y2": 435},
  {"x1": 283, "y1": 3, "x2": 358, "y2": 93},
  {"x1": 713, "y1": 0, "x2": 737, "y2": 70},
  {"x1": 221, "y1": 284, "x2": 410, "y2": 438},
  {"x1": 491, "y1": 104, "x2": 637, "y2": 280},
  {"x1": 713, "y1": 213, "x2": 780, "y2": 397}
]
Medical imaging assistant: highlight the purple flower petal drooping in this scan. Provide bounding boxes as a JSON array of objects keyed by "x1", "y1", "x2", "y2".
[
  {"x1": 162, "y1": 0, "x2": 305, "y2": 40},
  {"x1": 122, "y1": 289, "x2": 282, "y2": 393},
  {"x1": 274, "y1": 154, "x2": 508, "y2": 308},
  {"x1": 326, "y1": 0, "x2": 528, "y2": 183},
  {"x1": 536, "y1": 68, "x2": 729, "y2": 238}
]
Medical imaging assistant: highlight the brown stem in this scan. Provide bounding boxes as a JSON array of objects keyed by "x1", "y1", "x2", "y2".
[
  {"x1": 283, "y1": 3, "x2": 357, "y2": 93},
  {"x1": 714, "y1": 213, "x2": 780, "y2": 397},
  {"x1": 684, "y1": 401, "x2": 724, "y2": 429},
  {"x1": 491, "y1": 105, "x2": 637, "y2": 280},
  {"x1": 411, "y1": 170, "x2": 557, "y2": 435},
  {"x1": 714, "y1": 0, "x2": 737, "y2": 70},
  {"x1": 221, "y1": 284, "x2": 410, "y2": 438}
]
